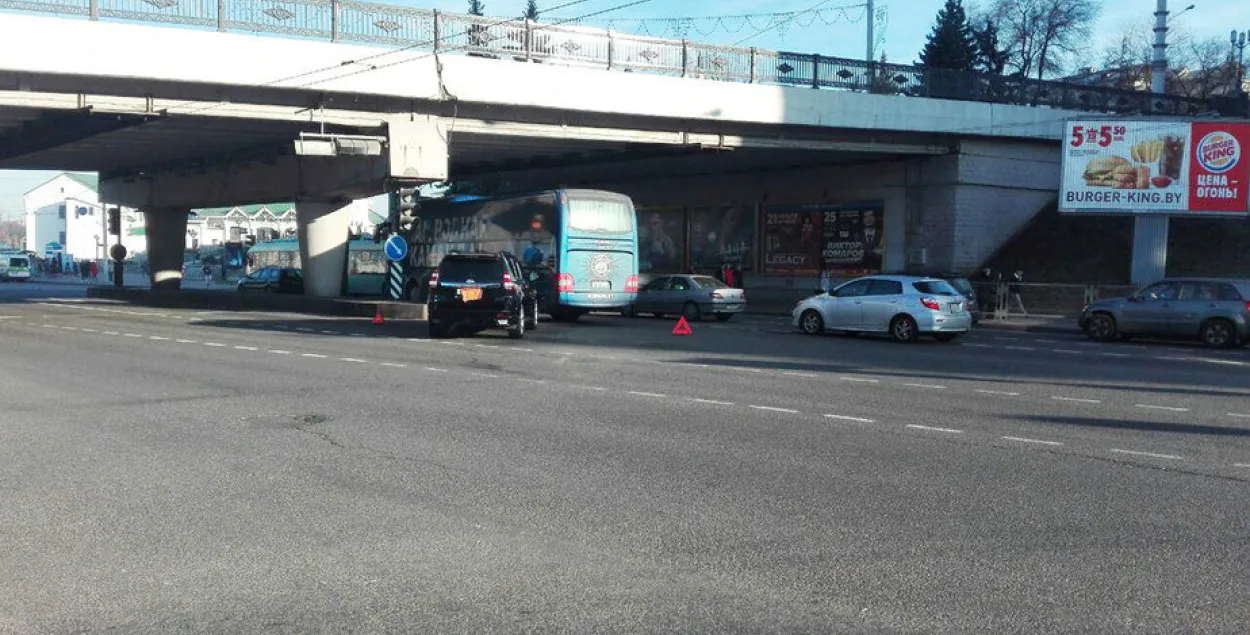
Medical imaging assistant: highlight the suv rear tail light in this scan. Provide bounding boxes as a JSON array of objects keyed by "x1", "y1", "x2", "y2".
[
  {"x1": 429, "y1": 271, "x2": 439, "y2": 288},
  {"x1": 625, "y1": 274, "x2": 639, "y2": 293},
  {"x1": 920, "y1": 297, "x2": 941, "y2": 311},
  {"x1": 557, "y1": 273, "x2": 575, "y2": 292},
  {"x1": 1244, "y1": 300, "x2": 1250, "y2": 313},
  {"x1": 502, "y1": 270, "x2": 516, "y2": 293}
]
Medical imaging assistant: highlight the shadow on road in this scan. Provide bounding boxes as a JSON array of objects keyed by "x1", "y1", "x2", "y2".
[{"x1": 1007, "y1": 414, "x2": 1250, "y2": 437}]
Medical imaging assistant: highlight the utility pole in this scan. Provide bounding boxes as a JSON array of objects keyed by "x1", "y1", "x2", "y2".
[
  {"x1": 1233, "y1": 30, "x2": 1248, "y2": 100},
  {"x1": 1132, "y1": 0, "x2": 1172, "y2": 286},
  {"x1": 865, "y1": 0, "x2": 875, "y2": 62}
]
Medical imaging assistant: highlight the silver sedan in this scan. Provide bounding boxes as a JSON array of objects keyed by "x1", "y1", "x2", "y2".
[
  {"x1": 624, "y1": 274, "x2": 746, "y2": 321},
  {"x1": 792, "y1": 275, "x2": 971, "y2": 342}
]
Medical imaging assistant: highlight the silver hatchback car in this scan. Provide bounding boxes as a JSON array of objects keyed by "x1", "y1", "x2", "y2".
[
  {"x1": 793, "y1": 275, "x2": 972, "y2": 343},
  {"x1": 1079, "y1": 278, "x2": 1250, "y2": 348}
]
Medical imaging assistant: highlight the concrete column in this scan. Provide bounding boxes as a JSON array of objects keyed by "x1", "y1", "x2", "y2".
[
  {"x1": 1131, "y1": 215, "x2": 1169, "y2": 284},
  {"x1": 144, "y1": 207, "x2": 189, "y2": 289},
  {"x1": 296, "y1": 198, "x2": 351, "y2": 297}
]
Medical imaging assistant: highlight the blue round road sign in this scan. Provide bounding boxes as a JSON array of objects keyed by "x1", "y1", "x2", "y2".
[{"x1": 384, "y1": 235, "x2": 408, "y2": 262}]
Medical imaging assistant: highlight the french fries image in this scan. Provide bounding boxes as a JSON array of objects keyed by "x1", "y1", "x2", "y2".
[{"x1": 1131, "y1": 139, "x2": 1163, "y2": 164}]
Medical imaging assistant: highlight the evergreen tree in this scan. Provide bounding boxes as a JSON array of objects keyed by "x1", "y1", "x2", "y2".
[
  {"x1": 467, "y1": 0, "x2": 484, "y2": 16},
  {"x1": 972, "y1": 19, "x2": 1009, "y2": 74},
  {"x1": 523, "y1": 0, "x2": 539, "y2": 20},
  {"x1": 919, "y1": 0, "x2": 977, "y2": 71}
]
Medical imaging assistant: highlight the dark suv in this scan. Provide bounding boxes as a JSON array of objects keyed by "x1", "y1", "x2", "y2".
[{"x1": 427, "y1": 252, "x2": 538, "y2": 339}]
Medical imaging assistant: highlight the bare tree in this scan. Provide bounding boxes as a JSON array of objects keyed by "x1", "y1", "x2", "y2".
[
  {"x1": 1099, "y1": 20, "x2": 1237, "y2": 99},
  {"x1": 0, "y1": 220, "x2": 25, "y2": 249},
  {"x1": 989, "y1": 0, "x2": 1099, "y2": 79},
  {"x1": 1171, "y1": 36, "x2": 1239, "y2": 99}
]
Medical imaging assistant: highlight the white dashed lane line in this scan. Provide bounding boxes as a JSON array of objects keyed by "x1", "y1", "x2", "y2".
[
  {"x1": 1052, "y1": 349, "x2": 1083, "y2": 354},
  {"x1": 1004, "y1": 346, "x2": 1036, "y2": 352},
  {"x1": 379, "y1": 362, "x2": 408, "y2": 368},
  {"x1": 840, "y1": 377, "x2": 880, "y2": 384},
  {"x1": 749, "y1": 405, "x2": 799, "y2": 414},
  {"x1": 903, "y1": 383, "x2": 946, "y2": 390},
  {"x1": 906, "y1": 424, "x2": 963, "y2": 434},
  {"x1": 301, "y1": 353, "x2": 327, "y2": 359},
  {"x1": 175, "y1": 339, "x2": 197, "y2": 344},
  {"x1": 825, "y1": 414, "x2": 876, "y2": 424},
  {"x1": 204, "y1": 342, "x2": 226, "y2": 347},
  {"x1": 234, "y1": 345, "x2": 258, "y2": 351},
  {"x1": 1002, "y1": 436, "x2": 1063, "y2": 446},
  {"x1": 1228, "y1": 413, "x2": 1250, "y2": 419},
  {"x1": 976, "y1": 389, "x2": 1022, "y2": 396},
  {"x1": 1135, "y1": 404, "x2": 1189, "y2": 413},
  {"x1": 149, "y1": 336, "x2": 169, "y2": 341},
  {"x1": 424, "y1": 367, "x2": 449, "y2": 373},
  {"x1": 628, "y1": 391, "x2": 666, "y2": 398},
  {"x1": 268, "y1": 349, "x2": 290, "y2": 355},
  {"x1": 692, "y1": 398, "x2": 734, "y2": 406},
  {"x1": 1110, "y1": 449, "x2": 1184, "y2": 461},
  {"x1": 1052, "y1": 396, "x2": 1101, "y2": 404},
  {"x1": 341, "y1": 358, "x2": 368, "y2": 364},
  {"x1": 123, "y1": 333, "x2": 142, "y2": 338}
]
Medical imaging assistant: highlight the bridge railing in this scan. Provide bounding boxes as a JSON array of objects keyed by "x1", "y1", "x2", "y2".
[{"x1": 3, "y1": 0, "x2": 1245, "y2": 117}]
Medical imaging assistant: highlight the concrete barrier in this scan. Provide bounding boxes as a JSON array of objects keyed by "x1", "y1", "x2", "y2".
[{"x1": 86, "y1": 287, "x2": 428, "y2": 320}]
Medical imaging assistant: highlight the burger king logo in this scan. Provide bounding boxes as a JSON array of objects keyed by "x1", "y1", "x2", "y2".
[{"x1": 1195, "y1": 131, "x2": 1241, "y2": 174}]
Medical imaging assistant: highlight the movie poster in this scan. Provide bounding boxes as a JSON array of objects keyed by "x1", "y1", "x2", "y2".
[
  {"x1": 688, "y1": 205, "x2": 755, "y2": 271},
  {"x1": 762, "y1": 208, "x2": 821, "y2": 274},
  {"x1": 819, "y1": 203, "x2": 884, "y2": 275},
  {"x1": 636, "y1": 207, "x2": 685, "y2": 273}
]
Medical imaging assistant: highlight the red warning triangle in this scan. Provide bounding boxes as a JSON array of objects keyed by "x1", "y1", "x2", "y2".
[
  {"x1": 372, "y1": 309, "x2": 384, "y2": 325},
  {"x1": 672, "y1": 316, "x2": 692, "y2": 336}
]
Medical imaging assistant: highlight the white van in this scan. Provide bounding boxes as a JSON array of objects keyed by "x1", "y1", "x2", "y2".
[{"x1": 0, "y1": 252, "x2": 32, "y2": 281}]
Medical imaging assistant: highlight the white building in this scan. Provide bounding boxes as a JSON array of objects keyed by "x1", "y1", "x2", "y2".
[
  {"x1": 26, "y1": 172, "x2": 386, "y2": 263},
  {"x1": 23, "y1": 173, "x2": 144, "y2": 263}
]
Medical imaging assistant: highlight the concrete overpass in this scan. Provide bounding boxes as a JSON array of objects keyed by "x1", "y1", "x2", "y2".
[{"x1": 0, "y1": 3, "x2": 1230, "y2": 294}]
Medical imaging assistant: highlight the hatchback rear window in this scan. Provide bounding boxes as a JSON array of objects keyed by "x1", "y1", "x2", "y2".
[
  {"x1": 912, "y1": 280, "x2": 958, "y2": 296},
  {"x1": 438, "y1": 259, "x2": 503, "y2": 283},
  {"x1": 945, "y1": 277, "x2": 973, "y2": 294}
]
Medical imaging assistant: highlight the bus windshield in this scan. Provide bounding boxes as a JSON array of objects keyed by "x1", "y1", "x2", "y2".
[{"x1": 567, "y1": 198, "x2": 633, "y2": 235}]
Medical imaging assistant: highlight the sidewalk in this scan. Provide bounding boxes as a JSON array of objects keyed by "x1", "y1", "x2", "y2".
[{"x1": 741, "y1": 302, "x2": 1080, "y2": 334}]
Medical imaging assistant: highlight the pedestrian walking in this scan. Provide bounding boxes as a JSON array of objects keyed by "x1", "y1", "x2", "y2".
[{"x1": 203, "y1": 263, "x2": 212, "y2": 287}]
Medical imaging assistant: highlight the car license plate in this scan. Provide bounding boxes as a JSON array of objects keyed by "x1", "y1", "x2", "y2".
[
  {"x1": 949, "y1": 303, "x2": 962, "y2": 313},
  {"x1": 591, "y1": 280, "x2": 610, "y2": 290},
  {"x1": 460, "y1": 287, "x2": 483, "y2": 302}
]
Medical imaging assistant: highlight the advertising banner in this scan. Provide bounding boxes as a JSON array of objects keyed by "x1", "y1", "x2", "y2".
[
  {"x1": 819, "y1": 203, "x2": 884, "y2": 275},
  {"x1": 689, "y1": 205, "x2": 755, "y2": 271},
  {"x1": 636, "y1": 207, "x2": 685, "y2": 273},
  {"x1": 762, "y1": 208, "x2": 821, "y2": 274},
  {"x1": 1060, "y1": 120, "x2": 1249, "y2": 215}
]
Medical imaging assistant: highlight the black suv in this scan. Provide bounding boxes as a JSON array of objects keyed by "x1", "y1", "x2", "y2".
[{"x1": 427, "y1": 252, "x2": 538, "y2": 339}]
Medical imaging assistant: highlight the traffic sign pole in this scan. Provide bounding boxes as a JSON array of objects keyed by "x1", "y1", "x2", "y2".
[{"x1": 383, "y1": 234, "x2": 409, "y2": 301}]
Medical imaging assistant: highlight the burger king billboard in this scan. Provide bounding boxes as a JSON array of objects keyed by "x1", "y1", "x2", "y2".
[{"x1": 1059, "y1": 120, "x2": 1250, "y2": 216}]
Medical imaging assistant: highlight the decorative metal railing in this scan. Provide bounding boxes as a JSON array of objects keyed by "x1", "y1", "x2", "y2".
[{"x1": 2, "y1": 0, "x2": 1244, "y2": 117}]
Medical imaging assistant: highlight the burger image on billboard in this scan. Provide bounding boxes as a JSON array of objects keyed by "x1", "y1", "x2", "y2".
[
  {"x1": 1195, "y1": 132, "x2": 1240, "y2": 174},
  {"x1": 1083, "y1": 156, "x2": 1131, "y2": 187}
]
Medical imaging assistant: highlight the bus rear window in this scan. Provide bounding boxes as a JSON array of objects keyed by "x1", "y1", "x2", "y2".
[{"x1": 567, "y1": 198, "x2": 633, "y2": 234}]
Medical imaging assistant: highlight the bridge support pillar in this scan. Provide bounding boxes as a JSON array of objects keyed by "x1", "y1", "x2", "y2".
[
  {"x1": 1131, "y1": 216, "x2": 1169, "y2": 285},
  {"x1": 296, "y1": 198, "x2": 351, "y2": 297},
  {"x1": 144, "y1": 208, "x2": 189, "y2": 290}
]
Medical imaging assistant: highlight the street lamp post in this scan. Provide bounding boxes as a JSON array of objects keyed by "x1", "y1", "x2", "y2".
[{"x1": 1232, "y1": 30, "x2": 1248, "y2": 99}]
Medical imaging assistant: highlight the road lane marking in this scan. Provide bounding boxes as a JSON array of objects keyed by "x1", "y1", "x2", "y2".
[
  {"x1": 903, "y1": 383, "x2": 946, "y2": 390},
  {"x1": 1235, "y1": 463, "x2": 1250, "y2": 468},
  {"x1": 123, "y1": 333, "x2": 142, "y2": 338},
  {"x1": 60, "y1": 326, "x2": 78, "y2": 331},
  {"x1": 1200, "y1": 359, "x2": 1247, "y2": 366},
  {"x1": 1101, "y1": 352, "x2": 1132, "y2": 358},
  {"x1": 204, "y1": 342, "x2": 226, "y2": 347},
  {"x1": 571, "y1": 385, "x2": 607, "y2": 391},
  {"x1": 750, "y1": 405, "x2": 799, "y2": 414},
  {"x1": 782, "y1": 371, "x2": 818, "y2": 378},
  {"x1": 268, "y1": 349, "x2": 290, "y2": 354},
  {"x1": 962, "y1": 343, "x2": 992, "y2": 348},
  {"x1": 906, "y1": 424, "x2": 963, "y2": 434},
  {"x1": 825, "y1": 414, "x2": 876, "y2": 424},
  {"x1": 424, "y1": 367, "x2": 449, "y2": 373},
  {"x1": 380, "y1": 362, "x2": 408, "y2": 368},
  {"x1": 994, "y1": 337, "x2": 1020, "y2": 341},
  {"x1": 103, "y1": 331, "x2": 120, "y2": 335},
  {"x1": 340, "y1": 358, "x2": 368, "y2": 363},
  {"x1": 1227, "y1": 413, "x2": 1250, "y2": 419},
  {"x1": 469, "y1": 371, "x2": 498, "y2": 378},
  {"x1": 474, "y1": 344, "x2": 499, "y2": 349},
  {"x1": 976, "y1": 389, "x2": 1022, "y2": 396},
  {"x1": 1005, "y1": 346, "x2": 1036, "y2": 351},
  {"x1": 233, "y1": 345, "x2": 258, "y2": 351},
  {"x1": 516, "y1": 378, "x2": 547, "y2": 384},
  {"x1": 508, "y1": 347, "x2": 534, "y2": 352},
  {"x1": 301, "y1": 353, "x2": 327, "y2": 359},
  {"x1": 1051, "y1": 349, "x2": 1083, "y2": 354},
  {"x1": 406, "y1": 338, "x2": 429, "y2": 344},
  {"x1": 148, "y1": 336, "x2": 169, "y2": 340},
  {"x1": 80, "y1": 328, "x2": 96, "y2": 332},
  {"x1": 175, "y1": 339, "x2": 197, "y2": 344},
  {"x1": 734, "y1": 367, "x2": 764, "y2": 373},
  {"x1": 1156, "y1": 356, "x2": 1191, "y2": 362},
  {"x1": 1109, "y1": 449, "x2": 1183, "y2": 460},
  {"x1": 692, "y1": 398, "x2": 734, "y2": 406},
  {"x1": 1032, "y1": 339, "x2": 1059, "y2": 343},
  {"x1": 1135, "y1": 404, "x2": 1189, "y2": 413},
  {"x1": 441, "y1": 341, "x2": 467, "y2": 347},
  {"x1": 1002, "y1": 436, "x2": 1063, "y2": 446},
  {"x1": 1051, "y1": 396, "x2": 1101, "y2": 404},
  {"x1": 840, "y1": 377, "x2": 880, "y2": 384},
  {"x1": 629, "y1": 391, "x2": 666, "y2": 398},
  {"x1": 320, "y1": 330, "x2": 341, "y2": 335}
]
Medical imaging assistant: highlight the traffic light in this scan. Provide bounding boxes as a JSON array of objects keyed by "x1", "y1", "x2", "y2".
[
  {"x1": 395, "y1": 186, "x2": 419, "y2": 233},
  {"x1": 106, "y1": 208, "x2": 120, "y2": 236}
]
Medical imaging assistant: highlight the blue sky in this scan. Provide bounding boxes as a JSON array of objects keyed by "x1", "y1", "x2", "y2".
[{"x1": 2, "y1": 0, "x2": 1248, "y2": 220}]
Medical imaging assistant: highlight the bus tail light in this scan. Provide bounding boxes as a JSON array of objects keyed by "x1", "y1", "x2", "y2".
[
  {"x1": 429, "y1": 271, "x2": 439, "y2": 288},
  {"x1": 502, "y1": 271, "x2": 516, "y2": 293},
  {"x1": 557, "y1": 273, "x2": 575, "y2": 292},
  {"x1": 625, "y1": 274, "x2": 639, "y2": 293}
]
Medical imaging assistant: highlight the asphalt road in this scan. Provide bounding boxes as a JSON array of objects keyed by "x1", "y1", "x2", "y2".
[{"x1": 2, "y1": 289, "x2": 1249, "y2": 634}]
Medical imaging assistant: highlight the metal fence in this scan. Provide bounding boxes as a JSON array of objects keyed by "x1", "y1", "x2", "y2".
[
  {"x1": 3, "y1": 0, "x2": 1245, "y2": 117},
  {"x1": 970, "y1": 282, "x2": 1140, "y2": 320}
]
